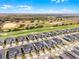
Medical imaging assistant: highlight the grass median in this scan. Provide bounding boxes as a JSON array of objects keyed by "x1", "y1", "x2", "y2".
[{"x1": 0, "y1": 24, "x2": 79, "y2": 38}]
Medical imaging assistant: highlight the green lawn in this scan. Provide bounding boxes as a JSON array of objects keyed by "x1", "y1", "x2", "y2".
[{"x1": 0, "y1": 24, "x2": 79, "y2": 38}]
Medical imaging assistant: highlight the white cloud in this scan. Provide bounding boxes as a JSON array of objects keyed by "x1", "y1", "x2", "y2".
[
  {"x1": 39, "y1": 9, "x2": 45, "y2": 11},
  {"x1": 18, "y1": 5, "x2": 32, "y2": 10},
  {"x1": 0, "y1": 4, "x2": 77, "y2": 14},
  {"x1": 47, "y1": 8, "x2": 77, "y2": 14},
  {"x1": 51, "y1": 0, "x2": 68, "y2": 3},
  {"x1": 1, "y1": 5, "x2": 12, "y2": 9},
  {"x1": 32, "y1": 8, "x2": 77, "y2": 14},
  {"x1": 0, "y1": 4, "x2": 32, "y2": 11}
]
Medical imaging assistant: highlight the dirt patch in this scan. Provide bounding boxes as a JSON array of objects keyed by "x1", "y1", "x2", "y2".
[
  {"x1": 51, "y1": 22, "x2": 63, "y2": 25},
  {"x1": 2, "y1": 22, "x2": 19, "y2": 29}
]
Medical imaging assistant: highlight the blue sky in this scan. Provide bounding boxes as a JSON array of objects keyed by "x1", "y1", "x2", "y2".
[{"x1": 0, "y1": 0, "x2": 79, "y2": 13}]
